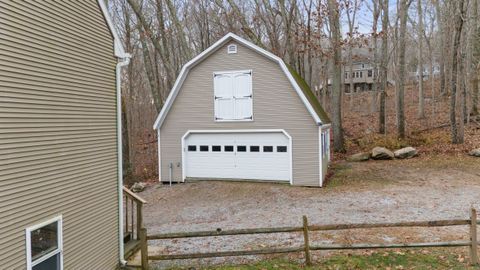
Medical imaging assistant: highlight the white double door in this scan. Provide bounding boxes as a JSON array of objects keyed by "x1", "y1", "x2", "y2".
[{"x1": 184, "y1": 132, "x2": 290, "y2": 181}]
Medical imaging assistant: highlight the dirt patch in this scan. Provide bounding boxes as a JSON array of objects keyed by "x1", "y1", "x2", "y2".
[{"x1": 132, "y1": 155, "x2": 480, "y2": 268}]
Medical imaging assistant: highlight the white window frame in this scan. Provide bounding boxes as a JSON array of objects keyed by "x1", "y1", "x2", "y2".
[
  {"x1": 213, "y1": 70, "x2": 253, "y2": 122},
  {"x1": 26, "y1": 215, "x2": 63, "y2": 270}
]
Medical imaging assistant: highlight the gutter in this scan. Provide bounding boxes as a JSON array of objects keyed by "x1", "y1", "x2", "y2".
[{"x1": 116, "y1": 54, "x2": 131, "y2": 266}]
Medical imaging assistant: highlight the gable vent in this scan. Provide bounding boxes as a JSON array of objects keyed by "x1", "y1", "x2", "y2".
[{"x1": 227, "y1": 44, "x2": 237, "y2": 54}]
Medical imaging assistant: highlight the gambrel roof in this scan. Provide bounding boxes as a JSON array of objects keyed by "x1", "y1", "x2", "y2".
[{"x1": 153, "y1": 33, "x2": 330, "y2": 129}]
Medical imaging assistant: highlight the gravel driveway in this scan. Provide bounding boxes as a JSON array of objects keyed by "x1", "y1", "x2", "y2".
[{"x1": 134, "y1": 156, "x2": 480, "y2": 268}]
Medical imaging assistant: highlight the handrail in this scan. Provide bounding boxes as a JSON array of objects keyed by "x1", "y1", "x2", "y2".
[{"x1": 123, "y1": 186, "x2": 147, "y2": 204}]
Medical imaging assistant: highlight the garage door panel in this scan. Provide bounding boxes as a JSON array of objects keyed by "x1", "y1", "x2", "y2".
[{"x1": 185, "y1": 132, "x2": 290, "y2": 181}]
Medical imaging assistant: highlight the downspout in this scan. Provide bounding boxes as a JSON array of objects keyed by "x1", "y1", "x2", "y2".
[
  {"x1": 97, "y1": 0, "x2": 131, "y2": 266},
  {"x1": 116, "y1": 54, "x2": 131, "y2": 266}
]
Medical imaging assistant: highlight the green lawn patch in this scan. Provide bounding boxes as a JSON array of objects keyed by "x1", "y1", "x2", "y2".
[{"x1": 165, "y1": 250, "x2": 480, "y2": 270}]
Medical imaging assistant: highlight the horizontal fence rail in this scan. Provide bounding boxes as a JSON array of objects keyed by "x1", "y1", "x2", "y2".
[{"x1": 136, "y1": 208, "x2": 479, "y2": 270}]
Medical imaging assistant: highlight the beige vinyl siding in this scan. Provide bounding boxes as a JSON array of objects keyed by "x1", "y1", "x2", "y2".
[
  {"x1": 0, "y1": 1, "x2": 119, "y2": 269},
  {"x1": 160, "y1": 41, "x2": 320, "y2": 186}
]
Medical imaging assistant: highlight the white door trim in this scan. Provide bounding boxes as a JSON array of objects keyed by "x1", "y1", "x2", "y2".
[{"x1": 181, "y1": 129, "x2": 293, "y2": 185}]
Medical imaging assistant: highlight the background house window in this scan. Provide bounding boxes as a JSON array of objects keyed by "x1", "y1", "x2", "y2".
[
  {"x1": 214, "y1": 70, "x2": 253, "y2": 121},
  {"x1": 368, "y1": 70, "x2": 373, "y2": 77},
  {"x1": 26, "y1": 216, "x2": 62, "y2": 270}
]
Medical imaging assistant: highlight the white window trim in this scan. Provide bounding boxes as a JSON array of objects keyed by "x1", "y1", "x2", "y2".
[
  {"x1": 26, "y1": 215, "x2": 63, "y2": 270},
  {"x1": 213, "y1": 70, "x2": 254, "y2": 122}
]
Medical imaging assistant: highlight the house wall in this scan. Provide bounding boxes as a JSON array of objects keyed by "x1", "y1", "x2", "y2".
[
  {"x1": 0, "y1": 1, "x2": 119, "y2": 269},
  {"x1": 160, "y1": 41, "x2": 320, "y2": 186}
]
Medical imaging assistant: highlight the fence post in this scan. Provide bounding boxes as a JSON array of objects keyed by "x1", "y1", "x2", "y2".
[
  {"x1": 302, "y1": 215, "x2": 312, "y2": 266},
  {"x1": 140, "y1": 227, "x2": 149, "y2": 270},
  {"x1": 470, "y1": 208, "x2": 478, "y2": 265}
]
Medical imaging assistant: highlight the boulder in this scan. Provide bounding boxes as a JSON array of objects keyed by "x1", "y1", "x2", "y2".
[
  {"x1": 347, "y1": 152, "x2": 370, "y2": 162},
  {"x1": 371, "y1": 147, "x2": 394, "y2": 160},
  {"x1": 131, "y1": 182, "x2": 146, "y2": 193},
  {"x1": 469, "y1": 149, "x2": 480, "y2": 157},
  {"x1": 394, "y1": 147, "x2": 418, "y2": 159}
]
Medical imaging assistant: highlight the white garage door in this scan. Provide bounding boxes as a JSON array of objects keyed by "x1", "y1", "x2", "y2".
[{"x1": 184, "y1": 132, "x2": 290, "y2": 181}]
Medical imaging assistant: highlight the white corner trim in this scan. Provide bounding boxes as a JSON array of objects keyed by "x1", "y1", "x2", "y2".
[
  {"x1": 153, "y1": 32, "x2": 322, "y2": 130},
  {"x1": 318, "y1": 126, "x2": 323, "y2": 187},
  {"x1": 180, "y1": 129, "x2": 293, "y2": 185},
  {"x1": 26, "y1": 215, "x2": 63, "y2": 270},
  {"x1": 157, "y1": 128, "x2": 161, "y2": 182}
]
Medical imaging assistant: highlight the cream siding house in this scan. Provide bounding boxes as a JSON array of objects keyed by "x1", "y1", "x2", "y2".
[
  {"x1": 0, "y1": 1, "x2": 130, "y2": 269},
  {"x1": 153, "y1": 33, "x2": 331, "y2": 187}
]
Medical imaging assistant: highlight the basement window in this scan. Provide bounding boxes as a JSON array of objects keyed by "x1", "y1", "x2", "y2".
[
  {"x1": 188, "y1": 145, "x2": 197, "y2": 152},
  {"x1": 26, "y1": 216, "x2": 63, "y2": 270}
]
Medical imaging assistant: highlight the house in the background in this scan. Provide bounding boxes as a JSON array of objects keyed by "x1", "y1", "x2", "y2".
[
  {"x1": 342, "y1": 57, "x2": 377, "y2": 93},
  {"x1": 153, "y1": 33, "x2": 331, "y2": 187},
  {"x1": 0, "y1": 1, "x2": 135, "y2": 269}
]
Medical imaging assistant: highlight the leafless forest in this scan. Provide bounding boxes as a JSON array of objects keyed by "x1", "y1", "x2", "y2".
[{"x1": 107, "y1": 0, "x2": 480, "y2": 183}]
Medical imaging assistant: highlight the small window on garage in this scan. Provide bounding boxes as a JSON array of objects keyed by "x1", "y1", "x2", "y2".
[
  {"x1": 277, "y1": 146, "x2": 287, "y2": 152},
  {"x1": 212, "y1": 145, "x2": 221, "y2": 152},
  {"x1": 237, "y1": 145, "x2": 247, "y2": 152},
  {"x1": 200, "y1": 145, "x2": 209, "y2": 152},
  {"x1": 224, "y1": 145, "x2": 234, "y2": 152},
  {"x1": 250, "y1": 146, "x2": 260, "y2": 152},
  {"x1": 188, "y1": 145, "x2": 197, "y2": 151},
  {"x1": 263, "y1": 146, "x2": 273, "y2": 152}
]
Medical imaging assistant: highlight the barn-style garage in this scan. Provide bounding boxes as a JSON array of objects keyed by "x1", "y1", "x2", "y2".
[{"x1": 153, "y1": 33, "x2": 331, "y2": 187}]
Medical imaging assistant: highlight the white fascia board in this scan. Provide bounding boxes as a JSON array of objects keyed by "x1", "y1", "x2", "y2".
[
  {"x1": 98, "y1": 0, "x2": 129, "y2": 58},
  {"x1": 153, "y1": 32, "x2": 322, "y2": 129}
]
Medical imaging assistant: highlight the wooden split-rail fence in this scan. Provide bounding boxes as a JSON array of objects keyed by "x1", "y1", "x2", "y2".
[{"x1": 133, "y1": 208, "x2": 480, "y2": 269}]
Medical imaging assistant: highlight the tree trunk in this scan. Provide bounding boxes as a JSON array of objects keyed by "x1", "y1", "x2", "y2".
[
  {"x1": 471, "y1": 0, "x2": 480, "y2": 116},
  {"x1": 379, "y1": 0, "x2": 388, "y2": 134},
  {"x1": 450, "y1": 0, "x2": 466, "y2": 144},
  {"x1": 396, "y1": 0, "x2": 408, "y2": 138},
  {"x1": 417, "y1": 0, "x2": 425, "y2": 118},
  {"x1": 371, "y1": 0, "x2": 380, "y2": 113},
  {"x1": 435, "y1": 0, "x2": 447, "y2": 96},
  {"x1": 328, "y1": 0, "x2": 345, "y2": 152}
]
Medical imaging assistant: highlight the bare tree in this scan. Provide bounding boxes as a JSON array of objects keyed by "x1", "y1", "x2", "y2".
[
  {"x1": 396, "y1": 0, "x2": 409, "y2": 138},
  {"x1": 450, "y1": 0, "x2": 467, "y2": 143},
  {"x1": 417, "y1": 0, "x2": 425, "y2": 118},
  {"x1": 327, "y1": 0, "x2": 345, "y2": 152},
  {"x1": 379, "y1": 0, "x2": 389, "y2": 134}
]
